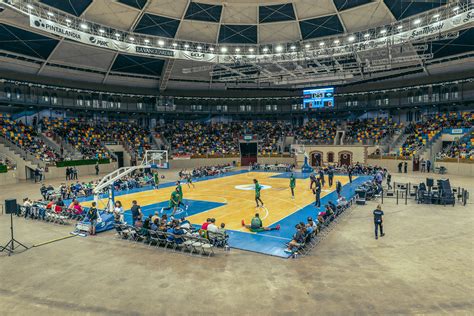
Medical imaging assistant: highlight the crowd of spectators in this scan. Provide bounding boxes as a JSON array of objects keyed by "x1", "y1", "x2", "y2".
[
  {"x1": 345, "y1": 118, "x2": 402, "y2": 144},
  {"x1": 294, "y1": 119, "x2": 337, "y2": 144},
  {"x1": 42, "y1": 118, "x2": 152, "y2": 161},
  {"x1": 1, "y1": 117, "x2": 61, "y2": 163},
  {"x1": 399, "y1": 112, "x2": 473, "y2": 157},
  {"x1": 438, "y1": 131, "x2": 474, "y2": 160},
  {"x1": 161, "y1": 121, "x2": 240, "y2": 157}
]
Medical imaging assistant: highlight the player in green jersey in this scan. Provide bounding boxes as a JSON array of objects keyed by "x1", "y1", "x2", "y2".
[
  {"x1": 161, "y1": 188, "x2": 181, "y2": 216},
  {"x1": 289, "y1": 173, "x2": 296, "y2": 199},
  {"x1": 254, "y1": 179, "x2": 264, "y2": 207},
  {"x1": 153, "y1": 171, "x2": 160, "y2": 189}
]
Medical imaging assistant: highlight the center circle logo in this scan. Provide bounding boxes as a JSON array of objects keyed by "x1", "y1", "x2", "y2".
[{"x1": 235, "y1": 184, "x2": 272, "y2": 191}]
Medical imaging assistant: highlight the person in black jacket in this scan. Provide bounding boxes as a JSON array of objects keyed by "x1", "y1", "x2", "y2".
[
  {"x1": 336, "y1": 180, "x2": 342, "y2": 197},
  {"x1": 313, "y1": 178, "x2": 321, "y2": 208},
  {"x1": 373, "y1": 204, "x2": 385, "y2": 240},
  {"x1": 87, "y1": 202, "x2": 99, "y2": 236}
]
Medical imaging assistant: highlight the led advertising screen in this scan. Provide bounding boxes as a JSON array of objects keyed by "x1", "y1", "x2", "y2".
[{"x1": 303, "y1": 87, "x2": 334, "y2": 108}]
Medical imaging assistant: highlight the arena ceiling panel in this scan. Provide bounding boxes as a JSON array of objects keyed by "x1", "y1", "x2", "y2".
[
  {"x1": 0, "y1": 0, "x2": 472, "y2": 91},
  {"x1": 32, "y1": 0, "x2": 452, "y2": 43}
]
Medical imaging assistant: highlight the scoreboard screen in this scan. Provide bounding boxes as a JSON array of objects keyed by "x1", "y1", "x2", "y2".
[{"x1": 303, "y1": 87, "x2": 334, "y2": 108}]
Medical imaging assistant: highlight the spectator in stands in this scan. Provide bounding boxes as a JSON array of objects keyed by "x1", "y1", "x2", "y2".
[
  {"x1": 201, "y1": 218, "x2": 211, "y2": 231},
  {"x1": 113, "y1": 201, "x2": 124, "y2": 223},
  {"x1": 207, "y1": 218, "x2": 218, "y2": 233},
  {"x1": 284, "y1": 224, "x2": 305, "y2": 253}
]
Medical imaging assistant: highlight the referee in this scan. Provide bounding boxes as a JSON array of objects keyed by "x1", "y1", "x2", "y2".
[{"x1": 373, "y1": 205, "x2": 385, "y2": 240}]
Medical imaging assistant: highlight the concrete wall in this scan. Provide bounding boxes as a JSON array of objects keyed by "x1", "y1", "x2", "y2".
[
  {"x1": 367, "y1": 158, "x2": 412, "y2": 173},
  {"x1": 258, "y1": 157, "x2": 295, "y2": 165},
  {"x1": 44, "y1": 162, "x2": 118, "y2": 181},
  {"x1": 435, "y1": 161, "x2": 474, "y2": 177},
  {"x1": 169, "y1": 157, "x2": 238, "y2": 169},
  {"x1": 0, "y1": 143, "x2": 38, "y2": 180},
  {"x1": 0, "y1": 170, "x2": 19, "y2": 185},
  {"x1": 106, "y1": 144, "x2": 132, "y2": 167}
]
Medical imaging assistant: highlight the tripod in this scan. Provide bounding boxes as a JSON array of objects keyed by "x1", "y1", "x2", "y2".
[{"x1": 1, "y1": 212, "x2": 28, "y2": 256}]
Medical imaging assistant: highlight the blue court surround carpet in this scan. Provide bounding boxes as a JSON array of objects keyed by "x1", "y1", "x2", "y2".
[{"x1": 113, "y1": 171, "x2": 372, "y2": 259}]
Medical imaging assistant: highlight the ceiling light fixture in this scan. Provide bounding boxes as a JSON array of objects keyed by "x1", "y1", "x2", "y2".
[
  {"x1": 65, "y1": 18, "x2": 72, "y2": 23},
  {"x1": 433, "y1": 13, "x2": 440, "y2": 18},
  {"x1": 380, "y1": 29, "x2": 387, "y2": 34},
  {"x1": 413, "y1": 19, "x2": 421, "y2": 25},
  {"x1": 27, "y1": 4, "x2": 34, "y2": 9},
  {"x1": 319, "y1": 42, "x2": 325, "y2": 46},
  {"x1": 248, "y1": 48, "x2": 254, "y2": 52},
  {"x1": 80, "y1": 23, "x2": 88, "y2": 30},
  {"x1": 144, "y1": 39, "x2": 150, "y2": 43},
  {"x1": 99, "y1": 29, "x2": 105, "y2": 33},
  {"x1": 262, "y1": 47, "x2": 269, "y2": 52},
  {"x1": 275, "y1": 45, "x2": 283, "y2": 52},
  {"x1": 47, "y1": 12, "x2": 54, "y2": 17},
  {"x1": 364, "y1": 33, "x2": 370, "y2": 38},
  {"x1": 305, "y1": 44, "x2": 311, "y2": 48},
  {"x1": 397, "y1": 25, "x2": 403, "y2": 30},
  {"x1": 348, "y1": 36, "x2": 355, "y2": 42},
  {"x1": 221, "y1": 47, "x2": 227, "y2": 53},
  {"x1": 158, "y1": 39, "x2": 165, "y2": 46}
]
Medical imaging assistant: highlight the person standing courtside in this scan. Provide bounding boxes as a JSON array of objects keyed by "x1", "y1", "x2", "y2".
[
  {"x1": 313, "y1": 178, "x2": 321, "y2": 208},
  {"x1": 348, "y1": 166, "x2": 353, "y2": 184},
  {"x1": 319, "y1": 168, "x2": 325, "y2": 187},
  {"x1": 130, "y1": 200, "x2": 142, "y2": 226},
  {"x1": 309, "y1": 173, "x2": 317, "y2": 190},
  {"x1": 328, "y1": 167, "x2": 334, "y2": 187},
  {"x1": 373, "y1": 205, "x2": 385, "y2": 240},
  {"x1": 386, "y1": 172, "x2": 392, "y2": 190}
]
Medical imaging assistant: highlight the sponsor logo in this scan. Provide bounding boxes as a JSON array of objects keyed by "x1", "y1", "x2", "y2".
[
  {"x1": 463, "y1": 11, "x2": 473, "y2": 23},
  {"x1": 409, "y1": 23, "x2": 444, "y2": 39},
  {"x1": 234, "y1": 184, "x2": 272, "y2": 191},
  {"x1": 89, "y1": 36, "x2": 109, "y2": 47},
  {"x1": 135, "y1": 46, "x2": 175, "y2": 57},
  {"x1": 33, "y1": 19, "x2": 81, "y2": 40}
]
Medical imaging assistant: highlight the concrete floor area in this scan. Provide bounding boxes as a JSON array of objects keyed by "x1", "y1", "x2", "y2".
[{"x1": 0, "y1": 171, "x2": 473, "y2": 315}]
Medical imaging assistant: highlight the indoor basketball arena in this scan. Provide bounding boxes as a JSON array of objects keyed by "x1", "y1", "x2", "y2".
[{"x1": 0, "y1": 0, "x2": 473, "y2": 315}]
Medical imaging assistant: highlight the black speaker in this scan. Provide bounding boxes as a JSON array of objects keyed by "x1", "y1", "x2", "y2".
[
  {"x1": 426, "y1": 178, "x2": 434, "y2": 187},
  {"x1": 5, "y1": 199, "x2": 17, "y2": 214}
]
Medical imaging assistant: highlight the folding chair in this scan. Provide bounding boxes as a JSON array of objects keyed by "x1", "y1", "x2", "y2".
[
  {"x1": 148, "y1": 230, "x2": 160, "y2": 247},
  {"x1": 199, "y1": 237, "x2": 214, "y2": 257}
]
